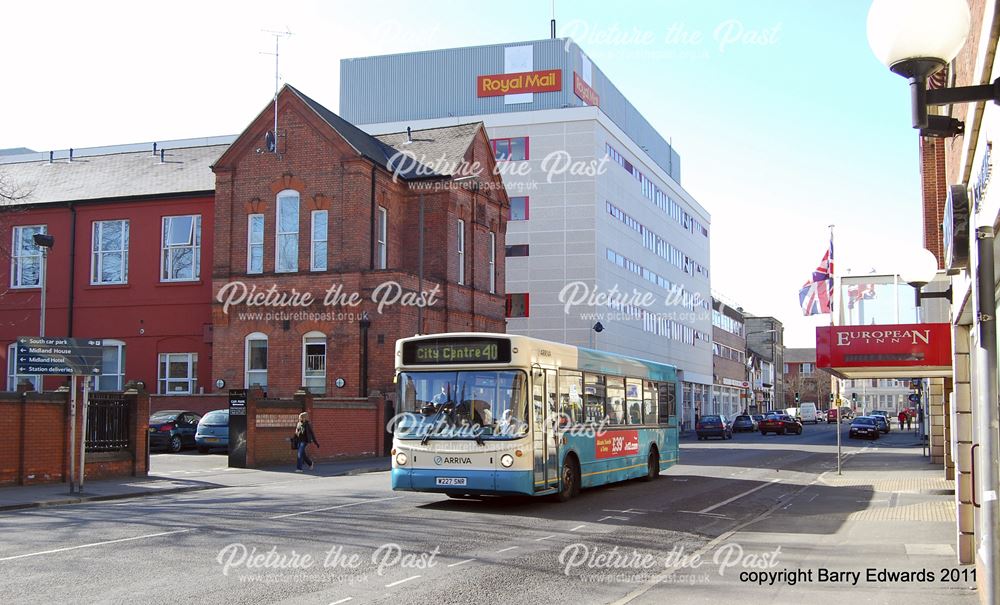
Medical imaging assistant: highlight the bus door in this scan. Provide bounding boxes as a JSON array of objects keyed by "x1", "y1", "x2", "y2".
[{"x1": 531, "y1": 369, "x2": 560, "y2": 491}]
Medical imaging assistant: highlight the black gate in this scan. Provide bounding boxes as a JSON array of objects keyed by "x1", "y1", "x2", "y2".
[{"x1": 86, "y1": 393, "x2": 132, "y2": 452}]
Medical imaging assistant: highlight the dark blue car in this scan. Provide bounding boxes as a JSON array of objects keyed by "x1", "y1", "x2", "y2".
[
  {"x1": 149, "y1": 410, "x2": 202, "y2": 453},
  {"x1": 195, "y1": 409, "x2": 230, "y2": 453}
]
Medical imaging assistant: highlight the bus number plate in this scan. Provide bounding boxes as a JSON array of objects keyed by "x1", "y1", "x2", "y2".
[{"x1": 436, "y1": 477, "x2": 467, "y2": 486}]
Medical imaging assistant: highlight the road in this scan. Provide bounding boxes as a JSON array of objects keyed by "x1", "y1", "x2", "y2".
[{"x1": 0, "y1": 422, "x2": 977, "y2": 604}]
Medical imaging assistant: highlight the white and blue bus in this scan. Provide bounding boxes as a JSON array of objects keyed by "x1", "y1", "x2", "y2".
[{"x1": 391, "y1": 333, "x2": 679, "y2": 501}]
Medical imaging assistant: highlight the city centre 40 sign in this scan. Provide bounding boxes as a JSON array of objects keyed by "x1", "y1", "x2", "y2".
[{"x1": 15, "y1": 337, "x2": 104, "y2": 375}]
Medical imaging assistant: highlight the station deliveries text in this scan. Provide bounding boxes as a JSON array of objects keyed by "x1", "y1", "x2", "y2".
[{"x1": 413, "y1": 342, "x2": 500, "y2": 364}]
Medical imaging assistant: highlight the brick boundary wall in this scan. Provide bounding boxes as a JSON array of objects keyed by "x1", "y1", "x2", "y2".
[
  {"x1": 240, "y1": 389, "x2": 385, "y2": 468},
  {"x1": 0, "y1": 387, "x2": 149, "y2": 486}
]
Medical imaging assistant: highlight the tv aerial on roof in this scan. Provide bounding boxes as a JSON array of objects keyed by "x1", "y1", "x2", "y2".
[{"x1": 261, "y1": 28, "x2": 292, "y2": 155}]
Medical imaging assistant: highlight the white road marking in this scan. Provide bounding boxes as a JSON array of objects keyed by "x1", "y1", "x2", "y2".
[
  {"x1": 496, "y1": 546, "x2": 519, "y2": 553},
  {"x1": 447, "y1": 558, "x2": 476, "y2": 567},
  {"x1": 697, "y1": 479, "x2": 781, "y2": 514},
  {"x1": 677, "y1": 511, "x2": 732, "y2": 519},
  {"x1": 269, "y1": 496, "x2": 403, "y2": 519},
  {"x1": 385, "y1": 575, "x2": 421, "y2": 588},
  {"x1": 329, "y1": 598, "x2": 353, "y2": 605},
  {"x1": 0, "y1": 528, "x2": 195, "y2": 561},
  {"x1": 597, "y1": 515, "x2": 629, "y2": 522},
  {"x1": 569, "y1": 524, "x2": 586, "y2": 532},
  {"x1": 534, "y1": 535, "x2": 556, "y2": 542}
]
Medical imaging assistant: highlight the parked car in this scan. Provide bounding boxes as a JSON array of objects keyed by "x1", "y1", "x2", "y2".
[
  {"x1": 759, "y1": 414, "x2": 802, "y2": 435},
  {"x1": 732, "y1": 415, "x2": 758, "y2": 432},
  {"x1": 149, "y1": 410, "x2": 202, "y2": 453},
  {"x1": 696, "y1": 415, "x2": 733, "y2": 440},
  {"x1": 195, "y1": 409, "x2": 230, "y2": 453},
  {"x1": 871, "y1": 414, "x2": 891, "y2": 434},
  {"x1": 849, "y1": 416, "x2": 880, "y2": 440},
  {"x1": 752, "y1": 414, "x2": 765, "y2": 424}
]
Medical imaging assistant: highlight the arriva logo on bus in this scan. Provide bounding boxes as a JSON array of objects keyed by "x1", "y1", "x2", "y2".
[{"x1": 434, "y1": 456, "x2": 472, "y2": 465}]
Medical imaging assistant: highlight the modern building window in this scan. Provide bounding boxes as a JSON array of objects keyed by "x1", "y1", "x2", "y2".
[
  {"x1": 158, "y1": 352, "x2": 198, "y2": 394},
  {"x1": 510, "y1": 196, "x2": 529, "y2": 220},
  {"x1": 245, "y1": 333, "x2": 268, "y2": 389},
  {"x1": 161, "y1": 215, "x2": 201, "y2": 281},
  {"x1": 491, "y1": 137, "x2": 528, "y2": 161},
  {"x1": 91, "y1": 219, "x2": 129, "y2": 284},
  {"x1": 489, "y1": 232, "x2": 496, "y2": 294},
  {"x1": 247, "y1": 214, "x2": 264, "y2": 274},
  {"x1": 376, "y1": 206, "x2": 388, "y2": 269},
  {"x1": 96, "y1": 340, "x2": 126, "y2": 391},
  {"x1": 457, "y1": 219, "x2": 465, "y2": 285},
  {"x1": 505, "y1": 244, "x2": 529, "y2": 257},
  {"x1": 505, "y1": 293, "x2": 529, "y2": 318},
  {"x1": 801, "y1": 363, "x2": 814, "y2": 375},
  {"x1": 10, "y1": 225, "x2": 46, "y2": 288},
  {"x1": 6, "y1": 343, "x2": 41, "y2": 391},
  {"x1": 310, "y1": 210, "x2": 328, "y2": 271},
  {"x1": 302, "y1": 332, "x2": 326, "y2": 395},
  {"x1": 276, "y1": 190, "x2": 299, "y2": 273}
]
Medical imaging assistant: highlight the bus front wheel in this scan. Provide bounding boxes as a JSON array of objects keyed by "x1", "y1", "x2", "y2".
[{"x1": 558, "y1": 456, "x2": 580, "y2": 502}]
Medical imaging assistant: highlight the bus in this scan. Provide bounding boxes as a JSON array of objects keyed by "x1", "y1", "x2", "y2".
[{"x1": 390, "y1": 333, "x2": 680, "y2": 501}]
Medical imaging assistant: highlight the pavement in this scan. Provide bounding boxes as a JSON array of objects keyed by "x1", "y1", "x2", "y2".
[{"x1": 0, "y1": 453, "x2": 391, "y2": 512}]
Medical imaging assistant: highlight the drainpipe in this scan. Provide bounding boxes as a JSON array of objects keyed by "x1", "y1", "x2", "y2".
[
  {"x1": 369, "y1": 164, "x2": 376, "y2": 271},
  {"x1": 974, "y1": 226, "x2": 998, "y2": 605}
]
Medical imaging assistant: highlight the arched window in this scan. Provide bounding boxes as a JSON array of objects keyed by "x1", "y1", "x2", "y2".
[
  {"x1": 245, "y1": 332, "x2": 268, "y2": 389},
  {"x1": 302, "y1": 331, "x2": 326, "y2": 395},
  {"x1": 275, "y1": 190, "x2": 300, "y2": 273}
]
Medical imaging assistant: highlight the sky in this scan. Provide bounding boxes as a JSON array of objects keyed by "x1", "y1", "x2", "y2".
[{"x1": 1, "y1": 0, "x2": 923, "y2": 347}]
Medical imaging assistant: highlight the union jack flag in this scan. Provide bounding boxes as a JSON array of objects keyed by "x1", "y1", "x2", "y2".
[{"x1": 798, "y1": 238, "x2": 833, "y2": 316}]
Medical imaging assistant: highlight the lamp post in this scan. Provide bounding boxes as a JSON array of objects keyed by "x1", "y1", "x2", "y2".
[
  {"x1": 869, "y1": 2, "x2": 998, "y2": 597},
  {"x1": 32, "y1": 233, "x2": 55, "y2": 337},
  {"x1": 588, "y1": 321, "x2": 604, "y2": 349}
]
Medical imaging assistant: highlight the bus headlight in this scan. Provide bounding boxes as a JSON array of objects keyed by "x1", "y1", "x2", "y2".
[
  {"x1": 395, "y1": 452, "x2": 408, "y2": 466},
  {"x1": 500, "y1": 454, "x2": 514, "y2": 468}
]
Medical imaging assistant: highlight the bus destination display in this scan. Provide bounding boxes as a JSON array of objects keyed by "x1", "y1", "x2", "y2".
[{"x1": 403, "y1": 338, "x2": 511, "y2": 365}]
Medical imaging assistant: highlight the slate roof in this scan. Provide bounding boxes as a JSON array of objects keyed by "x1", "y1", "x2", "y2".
[
  {"x1": 783, "y1": 348, "x2": 817, "y2": 363},
  {"x1": 288, "y1": 84, "x2": 481, "y2": 179},
  {"x1": 0, "y1": 143, "x2": 229, "y2": 206},
  {"x1": 0, "y1": 85, "x2": 484, "y2": 207}
]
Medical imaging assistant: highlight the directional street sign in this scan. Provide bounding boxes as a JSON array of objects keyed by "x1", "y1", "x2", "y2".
[{"x1": 15, "y1": 336, "x2": 103, "y2": 376}]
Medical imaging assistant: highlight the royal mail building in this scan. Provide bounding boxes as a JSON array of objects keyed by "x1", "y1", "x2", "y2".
[{"x1": 340, "y1": 37, "x2": 714, "y2": 427}]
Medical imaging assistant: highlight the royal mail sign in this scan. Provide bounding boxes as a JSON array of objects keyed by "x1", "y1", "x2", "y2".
[
  {"x1": 573, "y1": 72, "x2": 600, "y2": 106},
  {"x1": 477, "y1": 69, "x2": 562, "y2": 97},
  {"x1": 816, "y1": 323, "x2": 952, "y2": 377}
]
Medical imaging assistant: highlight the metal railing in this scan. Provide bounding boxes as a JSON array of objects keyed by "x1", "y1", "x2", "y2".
[{"x1": 85, "y1": 393, "x2": 131, "y2": 452}]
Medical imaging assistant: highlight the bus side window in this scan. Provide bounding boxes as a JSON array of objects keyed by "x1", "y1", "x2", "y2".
[
  {"x1": 658, "y1": 382, "x2": 676, "y2": 424},
  {"x1": 645, "y1": 381, "x2": 658, "y2": 424},
  {"x1": 626, "y1": 378, "x2": 643, "y2": 424},
  {"x1": 584, "y1": 373, "x2": 605, "y2": 423},
  {"x1": 606, "y1": 376, "x2": 625, "y2": 425},
  {"x1": 559, "y1": 370, "x2": 583, "y2": 425}
]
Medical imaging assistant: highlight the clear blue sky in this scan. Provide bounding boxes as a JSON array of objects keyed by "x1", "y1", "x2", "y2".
[{"x1": 2, "y1": 1, "x2": 921, "y2": 346}]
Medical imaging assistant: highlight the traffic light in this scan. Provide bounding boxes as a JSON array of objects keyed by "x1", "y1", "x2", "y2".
[
  {"x1": 829, "y1": 393, "x2": 834, "y2": 404},
  {"x1": 852, "y1": 392, "x2": 858, "y2": 404},
  {"x1": 795, "y1": 392, "x2": 800, "y2": 404}
]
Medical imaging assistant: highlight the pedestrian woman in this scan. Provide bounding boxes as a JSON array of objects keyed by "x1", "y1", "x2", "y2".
[
  {"x1": 294, "y1": 412, "x2": 320, "y2": 472},
  {"x1": 897, "y1": 410, "x2": 906, "y2": 431}
]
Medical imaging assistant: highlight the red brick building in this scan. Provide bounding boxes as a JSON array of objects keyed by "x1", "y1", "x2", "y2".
[
  {"x1": 210, "y1": 85, "x2": 508, "y2": 399},
  {"x1": 782, "y1": 347, "x2": 834, "y2": 408},
  {"x1": 0, "y1": 142, "x2": 227, "y2": 394}
]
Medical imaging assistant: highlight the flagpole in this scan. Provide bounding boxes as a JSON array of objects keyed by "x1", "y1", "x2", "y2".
[{"x1": 829, "y1": 224, "x2": 842, "y2": 476}]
